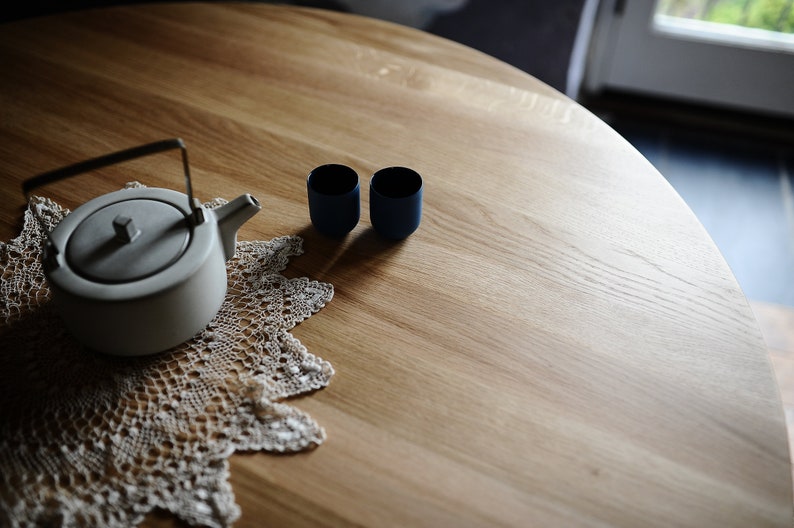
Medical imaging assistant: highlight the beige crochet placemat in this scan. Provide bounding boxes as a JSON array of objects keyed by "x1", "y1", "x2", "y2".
[{"x1": 0, "y1": 189, "x2": 334, "y2": 527}]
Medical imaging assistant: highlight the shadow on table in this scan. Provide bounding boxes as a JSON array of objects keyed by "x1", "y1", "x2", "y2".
[
  {"x1": 286, "y1": 224, "x2": 407, "y2": 289},
  {"x1": 0, "y1": 304, "x2": 156, "y2": 427}
]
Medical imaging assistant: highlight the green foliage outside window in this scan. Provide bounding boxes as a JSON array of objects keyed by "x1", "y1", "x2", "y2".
[{"x1": 656, "y1": 0, "x2": 794, "y2": 33}]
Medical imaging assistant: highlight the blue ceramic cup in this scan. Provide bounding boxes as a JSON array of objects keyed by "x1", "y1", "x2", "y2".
[
  {"x1": 369, "y1": 167, "x2": 423, "y2": 240},
  {"x1": 307, "y1": 164, "x2": 360, "y2": 237}
]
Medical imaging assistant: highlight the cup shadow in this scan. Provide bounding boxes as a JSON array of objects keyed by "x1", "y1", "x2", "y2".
[{"x1": 285, "y1": 224, "x2": 407, "y2": 289}]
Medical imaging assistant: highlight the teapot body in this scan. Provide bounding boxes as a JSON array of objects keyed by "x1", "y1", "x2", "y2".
[
  {"x1": 25, "y1": 138, "x2": 260, "y2": 356},
  {"x1": 44, "y1": 187, "x2": 228, "y2": 356}
]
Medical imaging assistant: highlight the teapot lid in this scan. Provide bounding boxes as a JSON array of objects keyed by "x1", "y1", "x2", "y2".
[{"x1": 65, "y1": 197, "x2": 191, "y2": 284}]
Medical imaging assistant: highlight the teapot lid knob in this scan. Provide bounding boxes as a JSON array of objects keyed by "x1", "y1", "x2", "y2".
[{"x1": 112, "y1": 215, "x2": 141, "y2": 244}]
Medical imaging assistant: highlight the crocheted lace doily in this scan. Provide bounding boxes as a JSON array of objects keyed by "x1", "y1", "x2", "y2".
[{"x1": 0, "y1": 186, "x2": 335, "y2": 527}]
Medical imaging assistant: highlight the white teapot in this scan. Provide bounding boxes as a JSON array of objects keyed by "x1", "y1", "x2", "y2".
[{"x1": 23, "y1": 138, "x2": 261, "y2": 356}]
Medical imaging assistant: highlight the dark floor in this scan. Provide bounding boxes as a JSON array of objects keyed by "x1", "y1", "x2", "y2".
[{"x1": 4, "y1": 0, "x2": 793, "y2": 306}]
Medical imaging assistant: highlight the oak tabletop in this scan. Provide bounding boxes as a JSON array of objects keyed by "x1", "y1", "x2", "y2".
[{"x1": 0, "y1": 3, "x2": 791, "y2": 527}]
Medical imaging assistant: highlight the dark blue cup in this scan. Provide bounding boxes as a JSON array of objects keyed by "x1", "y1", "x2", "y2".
[
  {"x1": 369, "y1": 167, "x2": 423, "y2": 240},
  {"x1": 307, "y1": 164, "x2": 360, "y2": 237}
]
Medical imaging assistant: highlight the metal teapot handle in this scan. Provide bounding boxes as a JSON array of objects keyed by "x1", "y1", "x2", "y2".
[{"x1": 21, "y1": 138, "x2": 200, "y2": 248}]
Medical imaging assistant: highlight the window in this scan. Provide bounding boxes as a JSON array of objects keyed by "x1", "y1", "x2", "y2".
[{"x1": 579, "y1": 0, "x2": 794, "y2": 118}]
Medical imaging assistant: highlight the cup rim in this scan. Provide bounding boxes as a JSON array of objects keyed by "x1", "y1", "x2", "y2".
[
  {"x1": 370, "y1": 167, "x2": 423, "y2": 199},
  {"x1": 308, "y1": 164, "x2": 359, "y2": 196}
]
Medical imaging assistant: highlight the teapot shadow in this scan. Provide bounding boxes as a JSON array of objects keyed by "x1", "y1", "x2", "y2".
[{"x1": 0, "y1": 305, "x2": 160, "y2": 425}]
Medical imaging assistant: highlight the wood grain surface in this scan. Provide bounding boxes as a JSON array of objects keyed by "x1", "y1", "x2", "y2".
[{"x1": 0, "y1": 4, "x2": 791, "y2": 526}]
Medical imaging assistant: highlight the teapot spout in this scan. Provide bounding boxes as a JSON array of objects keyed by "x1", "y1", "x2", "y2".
[{"x1": 215, "y1": 194, "x2": 261, "y2": 260}]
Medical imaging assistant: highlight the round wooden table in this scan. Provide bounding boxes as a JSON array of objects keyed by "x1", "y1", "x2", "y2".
[{"x1": 0, "y1": 4, "x2": 791, "y2": 527}]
